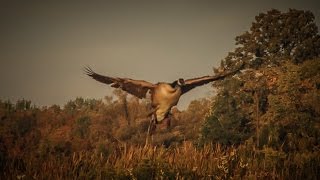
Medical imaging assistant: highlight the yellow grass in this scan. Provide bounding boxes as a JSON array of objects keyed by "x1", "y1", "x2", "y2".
[{"x1": 2, "y1": 141, "x2": 319, "y2": 179}]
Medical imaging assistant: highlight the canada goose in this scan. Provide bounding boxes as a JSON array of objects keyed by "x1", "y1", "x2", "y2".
[{"x1": 84, "y1": 62, "x2": 242, "y2": 134}]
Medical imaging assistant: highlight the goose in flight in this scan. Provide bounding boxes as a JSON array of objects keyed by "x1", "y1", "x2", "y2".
[{"x1": 84, "y1": 62, "x2": 242, "y2": 134}]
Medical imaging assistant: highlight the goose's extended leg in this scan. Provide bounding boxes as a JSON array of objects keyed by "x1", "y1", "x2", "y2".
[
  {"x1": 147, "y1": 114, "x2": 157, "y2": 136},
  {"x1": 163, "y1": 113, "x2": 171, "y2": 129},
  {"x1": 145, "y1": 114, "x2": 156, "y2": 147},
  {"x1": 166, "y1": 114, "x2": 171, "y2": 129}
]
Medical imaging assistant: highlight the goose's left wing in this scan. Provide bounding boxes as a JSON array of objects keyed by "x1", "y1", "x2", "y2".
[{"x1": 181, "y1": 64, "x2": 243, "y2": 95}]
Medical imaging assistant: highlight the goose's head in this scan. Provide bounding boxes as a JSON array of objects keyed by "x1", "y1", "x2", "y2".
[
  {"x1": 177, "y1": 78, "x2": 185, "y2": 86},
  {"x1": 171, "y1": 78, "x2": 185, "y2": 88}
]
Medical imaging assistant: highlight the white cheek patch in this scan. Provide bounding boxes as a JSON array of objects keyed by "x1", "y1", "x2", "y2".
[{"x1": 178, "y1": 79, "x2": 185, "y2": 86}]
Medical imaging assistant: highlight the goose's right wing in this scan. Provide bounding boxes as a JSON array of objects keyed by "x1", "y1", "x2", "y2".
[{"x1": 84, "y1": 67, "x2": 155, "y2": 99}]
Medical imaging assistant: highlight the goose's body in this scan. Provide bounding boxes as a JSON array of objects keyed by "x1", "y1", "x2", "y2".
[
  {"x1": 84, "y1": 62, "x2": 242, "y2": 134},
  {"x1": 152, "y1": 83, "x2": 182, "y2": 122}
]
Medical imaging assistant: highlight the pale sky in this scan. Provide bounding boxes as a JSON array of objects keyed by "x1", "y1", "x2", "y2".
[{"x1": 0, "y1": 0, "x2": 319, "y2": 109}]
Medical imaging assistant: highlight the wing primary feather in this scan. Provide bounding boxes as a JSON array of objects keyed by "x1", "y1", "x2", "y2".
[{"x1": 83, "y1": 66, "x2": 95, "y2": 76}]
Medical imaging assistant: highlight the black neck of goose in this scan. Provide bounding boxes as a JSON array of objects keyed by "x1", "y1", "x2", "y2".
[{"x1": 171, "y1": 81, "x2": 180, "y2": 88}]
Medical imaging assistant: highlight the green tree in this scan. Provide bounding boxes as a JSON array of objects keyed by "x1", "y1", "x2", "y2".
[
  {"x1": 218, "y1": 9, "x2": 320, "y2": 72},
  {"x1": 202, "y1": 9, "x2": 320, "y2": 148},
  {"x1": 259, "y1": 60, "x2": 320, "y2": 151},
  {"x1": 200, "y1": 78, "x2": 252, "y2": 145}
]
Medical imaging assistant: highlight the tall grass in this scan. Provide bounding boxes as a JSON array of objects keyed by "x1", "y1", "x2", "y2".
[{"x1": 2, "y1": 142, "x2": 319, "y2": 179}]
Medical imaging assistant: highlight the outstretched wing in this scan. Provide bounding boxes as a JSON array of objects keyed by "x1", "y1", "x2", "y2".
[
  {"x1": 84, "y1": 67, "x2": 155, "y2": 99},
  {"x1": 181, "y1": 63, "x2": 243, "y2": 94}
]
